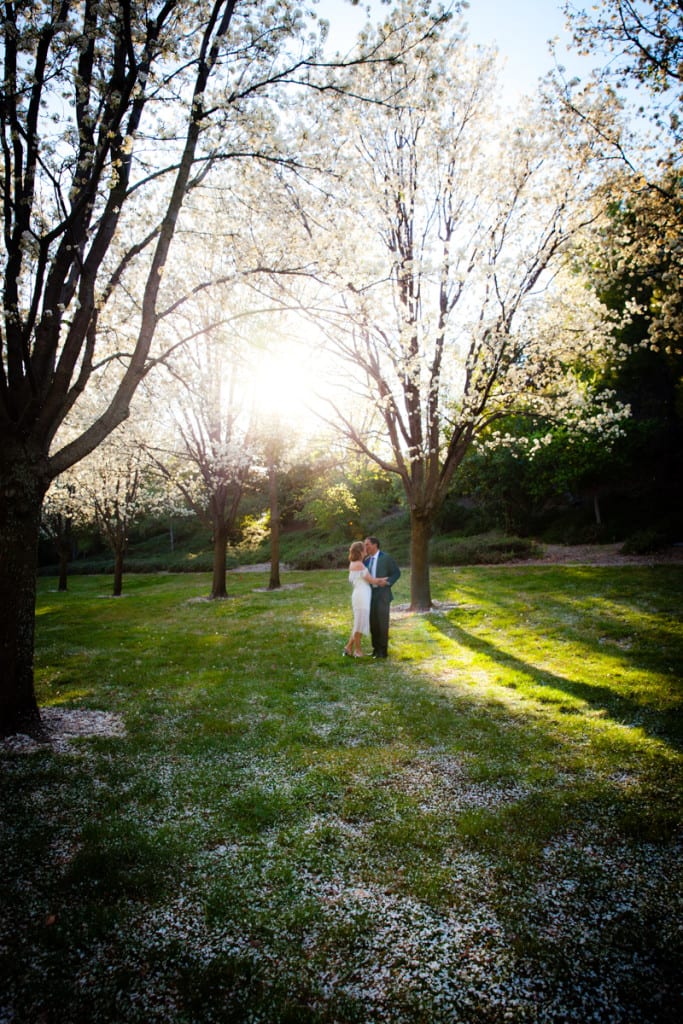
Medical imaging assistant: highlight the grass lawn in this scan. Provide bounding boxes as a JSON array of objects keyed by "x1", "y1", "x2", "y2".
[{"x1": 1, "y1": 564, "x2": 682, "y2": 1023}]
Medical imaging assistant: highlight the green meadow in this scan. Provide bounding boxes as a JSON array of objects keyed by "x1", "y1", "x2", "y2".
[{"x1": 2, "y1": 564, "x2": 682, "y2": 1023}]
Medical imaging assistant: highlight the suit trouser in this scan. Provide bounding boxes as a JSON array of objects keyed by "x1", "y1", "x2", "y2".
[{"x1": 370, "y1": 589, "x2": 392, "y2": 657}]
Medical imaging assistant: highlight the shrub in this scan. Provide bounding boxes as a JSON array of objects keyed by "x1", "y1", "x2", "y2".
[
  {"x1": 289, "y1": 545, "x2": 348, "y2": 570},
  {"x1": 430, "y1": 533, "x2": 540, "y2": 566},
  {"x1": 621, "y1": 529, "x2": 671, "y2": 555}
]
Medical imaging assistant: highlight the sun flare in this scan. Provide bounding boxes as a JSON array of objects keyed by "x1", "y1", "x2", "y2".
[{"x1": 247, "y1": 316, "x2": 338, "y2": 436}]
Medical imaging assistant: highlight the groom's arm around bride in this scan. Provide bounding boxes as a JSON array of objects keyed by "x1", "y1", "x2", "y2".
[{"x1": 364, "y1": 536, "x2": 401, "y2": 659}]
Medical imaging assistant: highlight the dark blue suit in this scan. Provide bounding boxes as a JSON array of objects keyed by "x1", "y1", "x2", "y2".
[{"x1": 364, "y1": 550, "x2": 401, "y2": 658}]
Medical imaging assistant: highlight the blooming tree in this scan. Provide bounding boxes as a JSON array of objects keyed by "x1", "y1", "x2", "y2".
[
  {"x1": 563, "y1": 0, "x2": 683, "y2": 152},
  {"x1": 146, "y1": 323, "x2": 256, "y2": 600},
  {"x1": 77, "y1": 432, "x2": 163, "y2": 597},
  {"x1": 297, "y1": 4, "x2": 623, "y2": 608},
  {"x1": 41, "y1": 472, "x2": 83, "y2": 592},
  {"x1": 0, "y1": 0, "x2": 401, "y2": 736},
  {"x1": 560, "y1": 1, "x2": 682, "y2": 349}
]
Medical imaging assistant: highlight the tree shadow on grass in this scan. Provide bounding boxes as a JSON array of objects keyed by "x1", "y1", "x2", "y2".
[
  {"x1": 450, "y1": 565, "x2": 683, "y2": 678},
  {"x1": 427, "y1": 614, "x2": 683, "y2": 751}
]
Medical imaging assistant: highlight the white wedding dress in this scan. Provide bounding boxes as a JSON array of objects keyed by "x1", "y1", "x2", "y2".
[{"x1": 349, "y1": 568, "x2": 372, "y2": 635}]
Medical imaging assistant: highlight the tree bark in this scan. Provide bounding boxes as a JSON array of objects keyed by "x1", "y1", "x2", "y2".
[
  {"x1": 55, "y1": 520, "x2": 72, "y2": 592},
  {"x1": 113, "y1": 549, "x2": 125, "y2": 597},
  {"x1": 268, "y1": 460, "x2": 281, "y2": 590},
  {"x1": 57, "y1": 546, "x2": 69, "y2": 592},
  {"x1": 0, "y1": 448, "x2": 50, "y2": 737},
  {"x1": 409, "y1": 511, "x2": 433, "y2": 611},
  {"x1": 210, "y1": 522, "x2": 229, "y2": 599}
]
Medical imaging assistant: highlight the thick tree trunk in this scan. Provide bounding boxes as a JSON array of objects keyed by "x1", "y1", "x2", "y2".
[
  {"x1": 409, "y1": 511, "x2": 433, "y2": 611},
  {"x1": 0, "y1": 449, "x2": 50, "y2": 738},
  {"x1": 210, "y1": 522, "x2": 229, "y2": 599}
]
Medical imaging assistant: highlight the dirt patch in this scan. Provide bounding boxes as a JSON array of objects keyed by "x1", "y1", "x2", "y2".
[
  {"x1": 516, "y1": 542, "x2": 683, "y2": 567},
  {"x1": 228, "y1": 562, "x2": 290, "y2": 573},
  {"x1": 1, "y1": 707, "x2": 125, "y2": 755},
  {"x1": 252, "y1": 583, "x2": 304, "y2": 592},
  {"x1": 234, "y1": 549, "x2": 683, "y2": 573}
]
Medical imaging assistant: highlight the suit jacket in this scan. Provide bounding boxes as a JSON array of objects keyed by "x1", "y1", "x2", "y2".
[{"x1": 366, "y1": 551, "x2": 401, "y2": 602}]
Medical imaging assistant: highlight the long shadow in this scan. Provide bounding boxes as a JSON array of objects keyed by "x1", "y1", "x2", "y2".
[
  {"x1": 427, "y1": 613, "x2": 682, "y2": 751},
  {"x1": 451, "y1": 566, "x2": 683, "y2": 681}
]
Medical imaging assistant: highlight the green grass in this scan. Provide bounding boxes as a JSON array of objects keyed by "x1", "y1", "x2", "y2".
[{"x1": 2, "y1": 564, "x2": 682, "y2": 1023}]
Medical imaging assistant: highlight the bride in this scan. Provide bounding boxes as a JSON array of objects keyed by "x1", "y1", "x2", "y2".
[{"x1": 343, "y1": 540, "x2": 387, "y2": 658}]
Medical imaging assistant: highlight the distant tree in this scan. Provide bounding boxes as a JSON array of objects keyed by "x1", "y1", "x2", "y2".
[
  {"x1": 458, "y1": 165, "x2": 683, "y2": 541},
  {"x1": 456, "y1": 400, "x2": 632, "y2": 535},
  {"x1": 559, "y1": 3, "x2": 683, "y2": 541},
  {"x1": 574, "y1": 176, "x2": 683, "y2": 525},
  {"x1": 249, "y1": 413, "x2": 302, "y2": 591},
  {"x1": 79, "y1": 436, "x2": 158, "y2": 597},
  {"x1": 264, "y1": 428, "x2": 285, "y2": 590},
  {"x1": 304, "y1": 480, "x2": 361, "y2": 540},
  {"x1": 148, "y1": 329, "x2": 255, "y2": 599},
  {"x1": 589, "y1": 168, "x2": 683, "y2": 356},
  {"x1": 41, "y1": 476, "x2": 81, "y2": 591}
]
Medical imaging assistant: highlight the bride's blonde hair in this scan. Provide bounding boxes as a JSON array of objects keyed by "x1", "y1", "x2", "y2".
[{"x1": 348, "y1": 541, "x2": 365, "y2": 562}]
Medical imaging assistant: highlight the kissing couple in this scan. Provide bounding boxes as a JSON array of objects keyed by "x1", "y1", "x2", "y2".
[{"x1": 343, "y1": 536, "x2": 401, "y2": 659}]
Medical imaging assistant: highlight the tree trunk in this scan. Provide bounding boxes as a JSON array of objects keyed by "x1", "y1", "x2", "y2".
[
  {"x1": 210, "y1": 522, "x2": 229, "y2": 599},
  {"x1": 57, "y1": 547, "x2": 69, "y2": 592},
  {"x1": 268, "y1": 462, "x2": 281, "y2": 590},
  {"x1": 409, "y1": 511, "x2": 433, "y2": 611},
  {"x1": 0, "y1": 450, "x2": 50, "y2": 738},
  {"x1": 56, "y1": 521, "x2": 72, "y2": 591},
  {"x1": 113, "y1": 549, "x2": 124, "y2": 597}
]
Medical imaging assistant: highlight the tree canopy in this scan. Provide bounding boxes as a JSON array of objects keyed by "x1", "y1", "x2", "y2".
[{"x1": 283, "y1": 3, "x2": 625, "y2": 607}]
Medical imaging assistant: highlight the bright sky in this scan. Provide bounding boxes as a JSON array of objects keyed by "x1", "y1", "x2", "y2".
[
  {"x1": 317, "y1": 0, "x2": 595, "y2": 98},
  {"x1": 460, "y1": 0, "x2": 593, "y2": 93}
]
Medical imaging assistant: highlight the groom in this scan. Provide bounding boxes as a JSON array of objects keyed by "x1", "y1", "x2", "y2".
[{"x1": 363, "y1": 536, "x2": 401, "y2": 659}]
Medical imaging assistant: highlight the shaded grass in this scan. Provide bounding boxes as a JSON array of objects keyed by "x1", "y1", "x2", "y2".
[{"x1": 1, "y1": 564, "x2": 682, "y2": 1023}]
